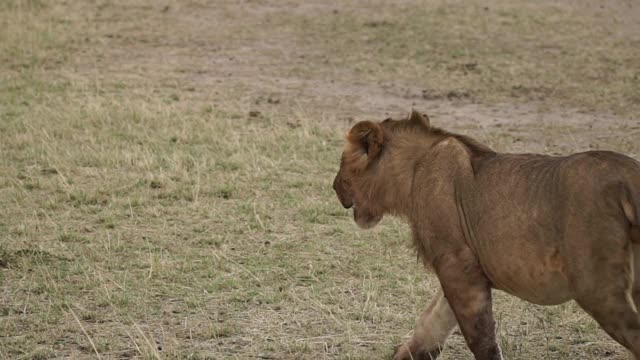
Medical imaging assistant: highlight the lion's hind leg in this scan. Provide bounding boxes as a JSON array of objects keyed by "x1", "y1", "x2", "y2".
[
  {"x1": 571, "y1": 227, "x2": 640, "y2": 358},
  {"x1": 392, "y1": 289, "x2": 457, "y2": 360},
  {"x1": 631, "y1": 237, "x2": 640, "y2": 311},
  {"x1": 576, "y1": 288, "x2": 640, "y2": 359},
  {"x1": 627, "y1": 241, "x2": 640, "y2": 360}
]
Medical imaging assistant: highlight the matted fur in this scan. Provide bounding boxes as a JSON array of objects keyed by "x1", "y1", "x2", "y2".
[{"x1": 333, "y1": 110, "x2": 640, "y2": 360}]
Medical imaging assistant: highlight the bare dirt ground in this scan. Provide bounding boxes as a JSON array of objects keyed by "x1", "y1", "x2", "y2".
[{"x1": 1, "y1": 0, "x2": 640, "y2": 359}]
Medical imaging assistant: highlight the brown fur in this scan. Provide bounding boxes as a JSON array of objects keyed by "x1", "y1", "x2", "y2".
[{"x1": 333, "y1": 110, "x2": 640, "y2": 360}]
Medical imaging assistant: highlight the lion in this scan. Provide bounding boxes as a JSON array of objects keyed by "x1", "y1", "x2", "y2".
[{"x1": 332, "y1": 110, "x2": 640, "y2": 360}]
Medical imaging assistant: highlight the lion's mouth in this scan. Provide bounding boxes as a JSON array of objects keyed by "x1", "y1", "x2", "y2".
[{"x1": 353, "y1": 204, "x2": 382, "y2": 229}]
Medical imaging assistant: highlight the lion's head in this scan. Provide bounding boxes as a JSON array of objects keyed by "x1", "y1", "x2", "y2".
[{"x1": 332, "y1": 110, "x2": 431, "y2": 229}]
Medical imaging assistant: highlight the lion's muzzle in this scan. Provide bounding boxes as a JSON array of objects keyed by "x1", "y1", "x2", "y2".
[{"x1": 333, "y1": 173, "x2": 354, "y2": 209}]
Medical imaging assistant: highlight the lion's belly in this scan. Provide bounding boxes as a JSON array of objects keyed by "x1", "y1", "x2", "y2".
[{"x1": 477, "y1": 243, "x2": 572, "y2": 305}]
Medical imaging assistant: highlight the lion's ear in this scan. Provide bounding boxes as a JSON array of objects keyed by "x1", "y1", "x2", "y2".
[
  {"x1": 347, "y1": 121, "x2": 384, "y2": 160},
  {"x1": 409, "y1": 109, "x2": 430, "y2": 128}
]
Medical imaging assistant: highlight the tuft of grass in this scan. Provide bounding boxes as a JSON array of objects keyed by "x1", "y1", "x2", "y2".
[
  {"x1": 214, "y1": 186, "x2": 234, "y2": 200},
  {"x1": 0, "y1": 246, "x2": 12, "y2": 268}
]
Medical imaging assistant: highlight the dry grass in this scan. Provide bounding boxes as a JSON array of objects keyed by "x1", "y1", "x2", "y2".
[
  {"x1": 264, "y1": 0, "x2": 640, "y2": 115},
  {"x1": 1, "y1": 0, "x2": 639, "y2": 359}
]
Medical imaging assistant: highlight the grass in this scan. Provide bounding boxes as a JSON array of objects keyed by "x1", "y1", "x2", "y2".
[
  {"x1": 269, "y1": 0, "x2": 640, "y2": 115},
  {"x1": 0, "y1": 0, "x2": 639, "y2": 359}
]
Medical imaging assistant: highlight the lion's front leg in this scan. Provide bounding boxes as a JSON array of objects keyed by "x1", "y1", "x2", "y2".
[
  {"x1": 435, "y1": 248, "x2": 503, "y2": 360},
  {"x1": 393, "y1": 289, "x2": 457, "y2": 360}
]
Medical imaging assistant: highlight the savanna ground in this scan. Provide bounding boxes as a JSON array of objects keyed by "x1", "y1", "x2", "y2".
[{"x1": 1, "y1": 0, "x2": 639, "y2": 359}]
